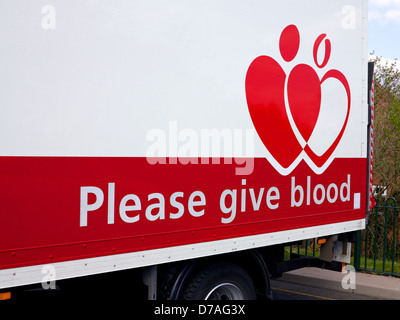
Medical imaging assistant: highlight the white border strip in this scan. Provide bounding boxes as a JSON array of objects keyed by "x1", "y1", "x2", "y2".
[{"x1": 0, "y1": 219, "x2": 365, "y2": 289}]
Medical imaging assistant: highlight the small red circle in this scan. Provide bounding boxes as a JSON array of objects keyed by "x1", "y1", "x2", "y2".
[{"x1": 279, "y1": 25, "x2": 300, "y2": 62}]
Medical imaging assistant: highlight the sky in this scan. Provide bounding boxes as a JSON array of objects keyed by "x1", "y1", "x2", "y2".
[{"x1": 369, "y1": 0, "x2": 400, "y2": 60}]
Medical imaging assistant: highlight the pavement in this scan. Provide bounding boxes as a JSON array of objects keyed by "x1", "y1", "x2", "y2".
[{"x1": 280, "y1": 267, "x2": 400, "y2": 300}]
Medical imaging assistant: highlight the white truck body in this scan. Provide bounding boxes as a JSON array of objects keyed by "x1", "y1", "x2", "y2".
[{"x1": 0, "y1": 0, "x2": 368, "y2": 293}]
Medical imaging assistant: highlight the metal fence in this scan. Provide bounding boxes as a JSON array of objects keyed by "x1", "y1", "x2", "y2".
[
  {"x1": 285, "y1": 198, "x2": 400, "y2": 277},
  {"x1": 354, "y1": 198, "x2": 400, "y2": 277},
  {"x1": 286, "y1": 239, "x2": 320, "y2": 259}
]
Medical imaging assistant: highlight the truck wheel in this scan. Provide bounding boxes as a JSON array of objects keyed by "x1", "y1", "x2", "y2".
[{"x1": 181, "y1": 262, "x2": 257, "y2": 300}]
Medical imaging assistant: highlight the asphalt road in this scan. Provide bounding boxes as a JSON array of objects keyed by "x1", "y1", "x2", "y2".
[
  {"x1": 3, "y1": 270, "x2": 377, "y2": 307},
  {"x1": 271, "y1": 278, "x2": 375, "y2": 300}
]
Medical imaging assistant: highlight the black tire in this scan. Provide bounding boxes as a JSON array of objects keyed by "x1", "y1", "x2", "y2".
[{"x1": 181, "y1": 262, "x2": 257, "y2": 300}]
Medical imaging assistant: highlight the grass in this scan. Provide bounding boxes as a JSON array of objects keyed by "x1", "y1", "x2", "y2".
[
  {"x1": 284, "y1": 244, "x2": 400, "y2": 277},
  {"x1": 352, "y1": 256, "x2": 400, "y2": 276}
]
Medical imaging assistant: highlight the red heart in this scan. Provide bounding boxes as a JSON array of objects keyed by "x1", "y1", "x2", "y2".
[
  {"x1": 245, "y1": 56, "x2": 303, "y2": 169},
  {"x1": 287, "y1": 64, "x2": 321, "y2": 143},
  {"x1": 245, "y1": 25, "x2": 351, "y2": 173},
  {"x1": 303, "y1": 69, "x2": 351, "y2": 167}
]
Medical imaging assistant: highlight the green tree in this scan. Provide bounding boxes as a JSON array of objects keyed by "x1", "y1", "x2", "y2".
[{"x1": 370, "y1": 56, "x2": 400, "y2": 200}]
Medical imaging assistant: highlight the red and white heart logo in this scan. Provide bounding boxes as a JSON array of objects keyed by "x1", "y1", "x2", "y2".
[{"x1": 245, "y1": 25, "x2": 351, "y2": 175}]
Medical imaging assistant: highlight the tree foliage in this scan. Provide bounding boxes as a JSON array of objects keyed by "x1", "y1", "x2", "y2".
[{"x1": 371, "y1": 56, "x2": 400, "y2": 200}]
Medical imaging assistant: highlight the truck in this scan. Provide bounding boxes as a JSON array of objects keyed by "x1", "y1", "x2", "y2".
[{"x1": 0, "y1": 0, "x2": 370, "y2": 301}]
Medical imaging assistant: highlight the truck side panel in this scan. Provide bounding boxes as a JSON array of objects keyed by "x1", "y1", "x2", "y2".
[
  {"x1": 0, "y1": 157, "x2": 365, "y2": 270},
  {"x1": 0, "y1": 0, "x2": 368, "y2": 288}
]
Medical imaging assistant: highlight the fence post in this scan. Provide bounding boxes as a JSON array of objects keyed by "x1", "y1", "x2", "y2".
[{"x1": 354, "y1": 230, "x2": 362, "y2": 271}]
